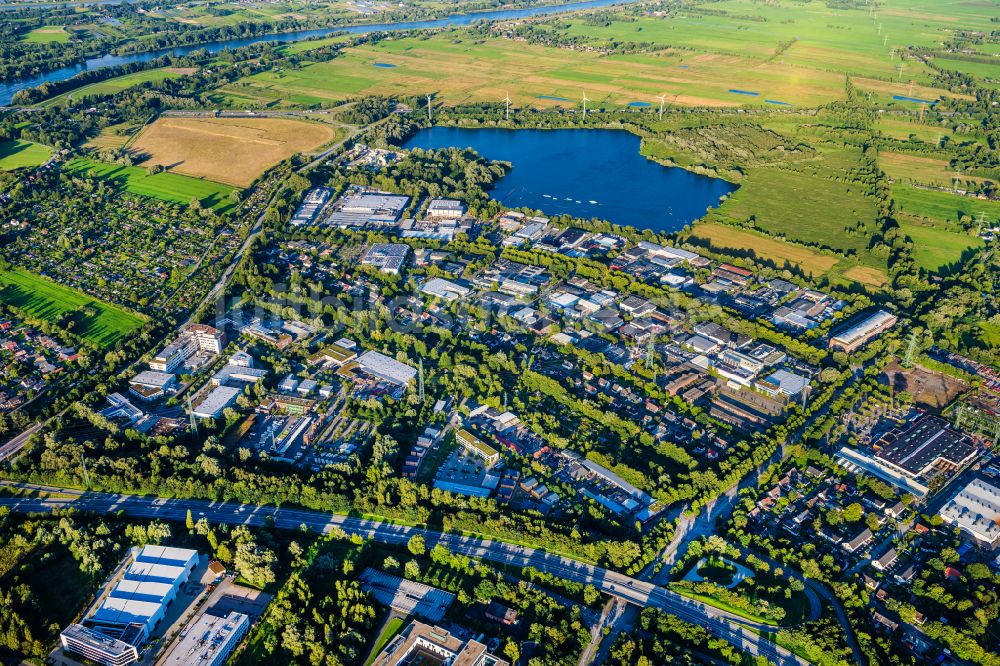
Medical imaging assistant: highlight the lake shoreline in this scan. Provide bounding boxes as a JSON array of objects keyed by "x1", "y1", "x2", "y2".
[{"x1": 402, "y1": 126, "x2": 736, "y2": 234}]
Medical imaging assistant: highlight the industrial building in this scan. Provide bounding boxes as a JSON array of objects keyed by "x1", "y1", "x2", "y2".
[
  {"x1": 159, "y1": 611, "x2": 249, "y2": 666},
  {"x1": 756, "y1": 369, "x2": 809, "y2": 399},
  {"x1": 211, "y1": 354, "x2": 267, "y2": 387},
  {"x1": 939, "y1": 477, "x2": 1000, "y2": 548},
  {"x1": 356, "y1": 350, "x2": 417, "y2": 387},
  {"x1": 874, "y1": 415, "x2": 977, "y2": 482},
  {"x1": 829, "y1": 310, "x2": 897, "y2": 352},
  {"x1": 420, "y1": 277, "x2": 472, "y2": 301},
  {"x1": 371, "y1": 621, "x2": 509, "y2": 666},
  {"x1": 99, "y1": 393, "x2": 159, "y2": 433},
  {"x1": 359, "y1": 568, "x2": 455, "y2": 622},
  {"x1": 192, "y1": 385, "x2": 242, "y2": 419},
  {"x1": 128, "y1": 371, "x2": 176, "y2": 401},
  {"x1": 326, "y1": 189, "x2": 410, "y2": 228},
  {"x1": 82, "y1": 546, "x2": 198, "y2": 648},
  {"x1": 290, "y1": 187, "x2": 331, "y2": 226},
  {"x1": 308, "y1": 342, "x2": 358, "y2": 368},
  {"x1": 425, "y1": 198, "x2": 466, "y2": 219},
  {"x1": 362, "y1": 243, "x2": 410, "y2": 274}
]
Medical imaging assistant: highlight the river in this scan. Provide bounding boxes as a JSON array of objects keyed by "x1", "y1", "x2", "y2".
[
  {"x1": 403, "y1": 127, "x2": 735, "y2": 233},
  {"x1": 1, "y1": 0, "x2": 640, "y2": 106}
]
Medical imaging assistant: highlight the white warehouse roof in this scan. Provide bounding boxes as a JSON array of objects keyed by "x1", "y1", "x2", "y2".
[
  {"x1": 357, "y1": 350, "x2": 417, "y2": 386},
  {"x1": 91, "y1": 597, "x2": 164, "y2": 627},
  {"x1": 125, "y1": 561, "x2": 189, "y2": 585},
  {"x1": 939, "y1": 477, "x2": 1000, "y2": 546},
  {"x1": 135, "y1": 545, "x2": 198, "y2": 568}
]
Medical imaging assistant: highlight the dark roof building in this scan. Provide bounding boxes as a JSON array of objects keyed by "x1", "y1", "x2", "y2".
[{"x1": 875, "y1": 415, "x2": 977, "y2": 480}]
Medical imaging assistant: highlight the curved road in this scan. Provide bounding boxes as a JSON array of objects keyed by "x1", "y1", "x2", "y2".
[{"x1": 0, "y1": 482, "x2": 807, "y2": 666}]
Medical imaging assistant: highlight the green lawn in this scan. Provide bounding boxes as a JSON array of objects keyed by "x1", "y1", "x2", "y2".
[
  {"x1": 363, "y1": 617, "x2": 404, "y2": 666},
  {"x1": 64, "y1": 157, "x2": 238, "y2": 212},
  {"x1": 0, "y1": 139, "x2": 51, "y2": 170},
  {"x1": 21, "y1": 25, "x2": 70, "y2": 43},
  {"x1": 40, "y1": 68, "x2": 191, "y2": 108},
  {"x1": 0, "y1": 268, "x2": 145, "y2": 348}
]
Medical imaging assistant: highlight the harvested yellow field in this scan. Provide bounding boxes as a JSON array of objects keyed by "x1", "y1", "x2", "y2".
[
  {"x1": 687, "y1": 222, "x2": 839, "y2": 276},
  {"x1": 842, "y1": 265, "x2": 889, "y2": 288},
  {"x1": 131, "y1": 116, "x2": 337, "y2": 187}
]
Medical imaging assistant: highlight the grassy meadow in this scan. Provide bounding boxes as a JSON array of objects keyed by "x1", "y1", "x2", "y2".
[
  {"x1": 897, "y1": 220, "x2": 984, "y2": 273},
  {"x1": 0, "y1": 139, "x2": 51, "y2": 170},
  {"x1": 218, "y1": 33, "x2": 863, "y2": 109},
  {"x1": 20, "y1": 26, "x2": 70, "y2": 43},
  {"x1": 64, "y1": 157, "x2": 238, "y2": 211},
  {"x1": 893, "y1": 184, "x2": 1000, "y2": 226},
  {"x1": 40, "y1": 68, "x2": 195, "y2": 108},
  {"x1": 0, "y1": 268, "x2": 145, "y2": 347},
  {"x1": 684, "y1": 223, "x2": 839, "y2": 276}
]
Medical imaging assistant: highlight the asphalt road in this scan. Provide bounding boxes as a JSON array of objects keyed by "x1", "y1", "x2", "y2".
[
  {"x1": 0, "y1": 418, "x2": 48, "y2": 463},
  {"x1": 0, "y1": 482, "x2": 807, "y2": 666}
]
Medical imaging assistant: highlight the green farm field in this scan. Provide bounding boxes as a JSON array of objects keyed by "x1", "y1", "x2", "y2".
[
  {"x1": 892, "y1": 184, "x2": 1000, "y2": 226},
  {"x1": 932, "y1": 57, "x2": 1000, "y2": 81},
  {"x1": 709, "y1": 166, "x2": 880, "y2": 258},
  {"x1": 221, "y1": 32, "x2": 858, "y2": 109},
  {"x1": 40, "y1": 67, "x2": 195, "y2": 108},
  {"x1": 218, "y1": 0, "x2": 974, "y2": 111},
  {"x1": 897, "y1": 220, "x2": 984, "y2": 273},
  {"x1": 0, "y1": 268, "x2": 145, "y2": 347},
  {"x1": 64, "y1": 157, "x2": 237, "y2": 211},
  {"x1": 881, "y1": 152, "x2": 975, "y2": 188},
  {"x1": 0, "y1": 139, "x2": 51, "y2": 170}
]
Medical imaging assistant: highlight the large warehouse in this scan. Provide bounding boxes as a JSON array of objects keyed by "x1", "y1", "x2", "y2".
[
  {"x1": 939, "y1": 477, "x2": 1000, "y2": 549},
  {"x1": 82, "y1": 545, "x2": 198, "y2": 648},
  {"x1": 875, "y1": 415, "x2": 977, "y2": 482},
  {"x1": 357, "y1": 350, "x2": 417, "y2": 387}
]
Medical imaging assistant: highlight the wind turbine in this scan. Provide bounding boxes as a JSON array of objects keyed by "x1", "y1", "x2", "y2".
[
  {"x1": 503, "y1": 91, "x2": 511, "y2": 121},
  {"x1": 581, "y1": 91, "x2": 590, "y2": 121},
  {"x1": 657, "y1": 94, "x2": 667, "y2": 120},
  {"x1": 426, "y1": 94, "x2": 433, "y2": 122}
]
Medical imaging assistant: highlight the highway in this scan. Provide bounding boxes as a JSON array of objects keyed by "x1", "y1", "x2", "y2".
[{"x1": 0, "y1": 482, "x2": 807, "y2": 666}]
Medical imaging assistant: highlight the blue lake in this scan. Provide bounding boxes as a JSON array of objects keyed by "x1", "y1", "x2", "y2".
[
  {"x1": 402, "y1": 127, "x2": 735, "y2": 233},
  {"x1": 1, "y1": 0, "x2": 644, "y2": 106}
]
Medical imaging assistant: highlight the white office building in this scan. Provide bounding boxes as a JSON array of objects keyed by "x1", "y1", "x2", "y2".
[{"x1": 160, "y1": 611, "x2": 250, "y2": 666}]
